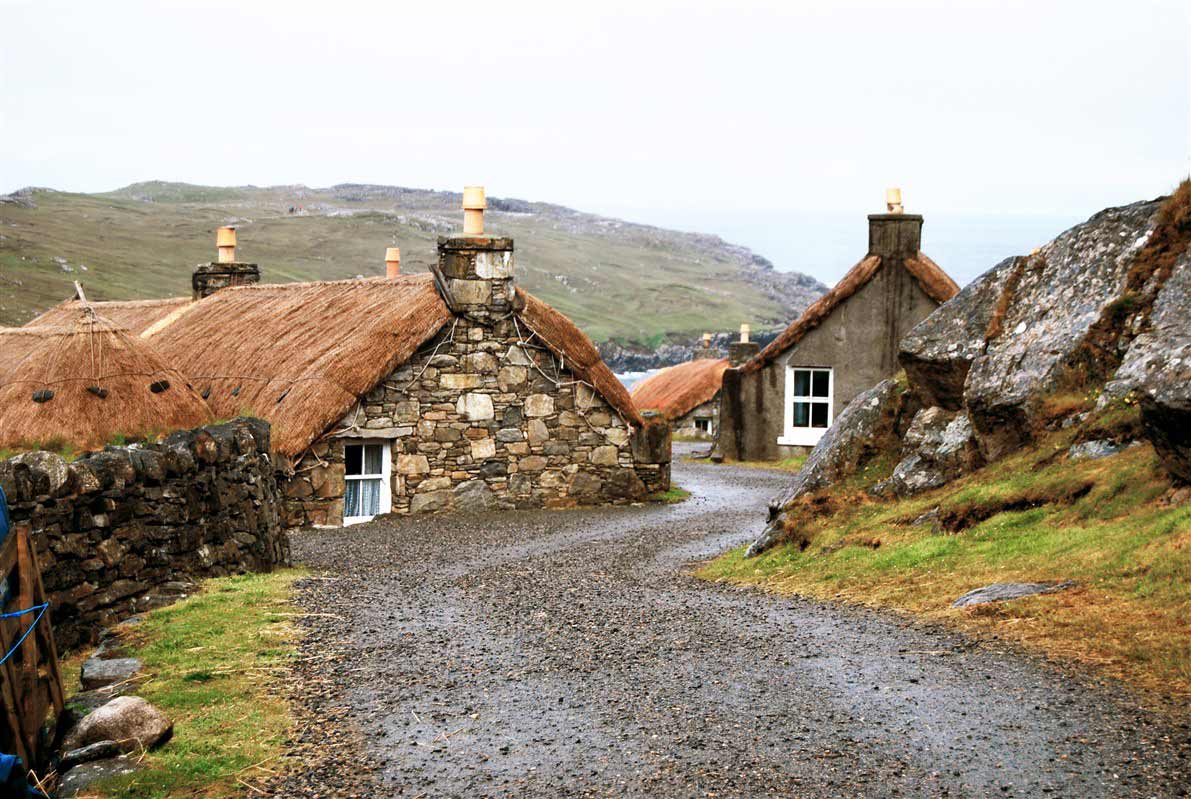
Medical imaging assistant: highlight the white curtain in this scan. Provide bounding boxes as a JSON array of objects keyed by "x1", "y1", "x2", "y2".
[{"x1": 344, "y1": 478, "x2": 381, "y2": 518}]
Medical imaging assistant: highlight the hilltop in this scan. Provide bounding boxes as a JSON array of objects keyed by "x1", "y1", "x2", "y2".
[{"x1": 0, "y1": 182, "x2": 825, "y2": 349}]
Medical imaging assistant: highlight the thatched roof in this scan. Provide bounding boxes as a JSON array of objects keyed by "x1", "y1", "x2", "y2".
[
  {"x1": 743, "y1": 253, "x2": 959, "y2": 373},
  {"x1": 144, "y1": 275, "x2": 454, "y2": 457},
  {"x1": 0, "y1": 314, "x2": 212, "y2": 450},
  {"x1": 515, "y1": 289, "x2": 644, "y2": 428},
  {"x1": 29, "y1": 297, "x2": 190, "y2": 335},
  {"x1": 631, "y1": 358, "x2": 729, "y2": 420}
]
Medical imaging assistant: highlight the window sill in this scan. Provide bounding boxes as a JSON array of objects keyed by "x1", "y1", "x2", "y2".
[
  {"x1": 777, "y1": 429, "x2": 827, "y2": 447},
  {"x1": 343, "y1": 516, "x2": 376, "y2": 527}
]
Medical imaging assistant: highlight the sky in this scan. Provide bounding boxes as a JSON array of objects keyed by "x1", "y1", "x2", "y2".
[{"x1": 1, "y1": 0, "x2": 1187, "y2": 285}]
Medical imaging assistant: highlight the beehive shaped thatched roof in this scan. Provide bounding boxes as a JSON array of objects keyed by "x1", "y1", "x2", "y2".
[
  {"x1": 631, "y1": 358, "x2": 730, "y2": 421},
  {"x1": 743, "y1": 252, "x2": 959, "y2": 373},
  {"x1": 0, "y1": 313, "x2": 212, "y2": 451},
  {"x1": 30, "y1": 297, "x2": 191, "y2": 335}
]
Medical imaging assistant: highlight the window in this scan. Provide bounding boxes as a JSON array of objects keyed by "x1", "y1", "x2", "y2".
[
  {"x1": 343, "y1": 441, "x2": 391, "y2": 525},
  {"x1": 778, "y1": 366, "x2": 833, "y2": 447},
  {"x1": 694, "y1": 418, "x2": 713, "y2": 434}
]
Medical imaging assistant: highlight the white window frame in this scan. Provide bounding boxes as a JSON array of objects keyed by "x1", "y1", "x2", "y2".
[
  {"x1": 777, "y1": 364, "x2": 833, "y2": 447},
  {"x1": 694, "y1": 418, "x2": 712, "y2": 434},
  {"x1": 342, "y1": 439, "x2": 392, "y2": 526}
]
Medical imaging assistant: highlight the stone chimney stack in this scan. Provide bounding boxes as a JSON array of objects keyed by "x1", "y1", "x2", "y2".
[
  {"x1": 433, "y1": 186, "x2": 516, "y2": 323},
  {"x1": 193, "y1": 226, "x2": 260, "y2": 300},
  {"x1": 728, "y1": 323, "x2": 760, "y2": 366},
  {"x1": 691, "y1": 331, "x2": 718, "y2": 361},
  {"x1": 867, "y1": 188, "x2": 922, "y2": 259},
  {"x1": 385, "y1": 247, "x2": 401, "y2": 278}
]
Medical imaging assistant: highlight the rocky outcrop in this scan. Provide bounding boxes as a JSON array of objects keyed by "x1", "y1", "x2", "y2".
[
  {"x1": 876, "y1": 408, "x2": 982, "y2": 497},
  {"x1": 951, "y1": 581, "x2": 1076, "y2": 608},
  {"x1": 0, "y1": 419, "x2": 289, "y2": 649},
  {"x1": 747, "y1": 379, "x2": 904, "y2": 556}
]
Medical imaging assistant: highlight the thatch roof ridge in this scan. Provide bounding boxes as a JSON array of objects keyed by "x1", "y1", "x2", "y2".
[
  {"x1": 631, "y1": 358, "x2": 729, "y2": 421},
  {"x1": 28, "y1": 296, "x2": 191, "y2": 335},
  {"x1": 742, "y1": 252, "x2": 958, "y2": 373},
  {"x1": 0, "y1": 313, "x2": 212, "y2": 450},
  {"x1": 515, "y1": 288, "x2": 644, "y2": 427}
]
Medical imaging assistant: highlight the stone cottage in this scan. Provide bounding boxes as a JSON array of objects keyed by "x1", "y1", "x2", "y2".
[
  {"x1": 716, "y1": 192, "x2": 960, "y2": 461},
  {"x1": 27, "y1": 189, "x2": 671, "y2": 526}
]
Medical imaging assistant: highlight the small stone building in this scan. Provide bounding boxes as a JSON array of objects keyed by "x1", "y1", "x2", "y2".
[
  {"x1": 716, "y1": 202, "x2": 959, "y2": 462},
  {"x1": 632, "y1": 355, "x2": 730, "y2": 439},
  {"x1": 27, "y1": 198, "x2": 671, "y2": 526}
]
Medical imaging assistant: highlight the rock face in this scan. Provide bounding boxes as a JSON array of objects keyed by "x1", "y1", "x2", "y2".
[
  {"x1": 57, "y1": 757, "x2": 143, "y2": 797},
  {"x1": 80, "y1": 657, "x2": 143, "y2": 691},
  {"x1": 879, "y1": 408, "x2": 982, "y2": 497},
  {"x1": 746, "y1": 379, "x2": 904, "y2": 556},
  {"x1": 62, "y1": 696, "x2": 173, "y2": 753},
  {"x1": 0, "y1": 418, "x2": 289, "y2": 650}
]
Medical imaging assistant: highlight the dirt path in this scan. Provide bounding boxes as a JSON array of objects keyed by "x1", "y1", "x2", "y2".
[{"x1": 275, "y1": 447, "x2": 1189, "y2": 797}]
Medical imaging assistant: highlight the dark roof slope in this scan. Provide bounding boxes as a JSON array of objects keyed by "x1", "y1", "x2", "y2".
[{"x1": 743, "y1": 253, "x2": 959, "y2": 373}]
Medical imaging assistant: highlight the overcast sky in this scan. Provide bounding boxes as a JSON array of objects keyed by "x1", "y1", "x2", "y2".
[{"x1": 2, "y1": 0, "x2": 1187, "y2": 281}]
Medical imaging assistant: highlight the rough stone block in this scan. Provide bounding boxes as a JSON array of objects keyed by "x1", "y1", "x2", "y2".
[
  {"x1": 471, "y1": 439, "x2": 497, "y2": 459},
  {"x1": 457, "y1": 393, "x2": 495, "y2": 421},
  {"x1": 397, "y1": 454, "x2": 430, "y2": 475},
  {"x1": 441, "y1": 373, "x2": 482, "y2": 389},
  {"x1": 524, "y1": 394, "x2": 555, "y2": 417}
]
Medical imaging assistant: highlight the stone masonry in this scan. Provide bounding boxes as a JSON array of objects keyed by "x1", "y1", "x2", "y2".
[
  {"x1": 284, "y1": 316, "x2": 671, "y2": 526},
  {"x1": 0, "y1": 419, "x2": 289, "y2": 650}
]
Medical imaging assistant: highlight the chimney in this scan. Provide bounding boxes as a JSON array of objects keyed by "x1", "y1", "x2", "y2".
[
  {"x1": 192, "y1": 226, "x2": 260, "y2": 300},
  {"x1": 728, "y1": 323, "x2": 760, "y2": 366},
  {"x1": 692, "y1": 331, "x2": 718, "y2": 361},
  {"x1": 868, "y1": 188, "x2": 922, "y2": 259},
  {"x1": 385, "y1": 247, "x2": 401, "y2": 278},
  {"x1": 432, "y1": 186, "x2": 516, "y2": 323}
]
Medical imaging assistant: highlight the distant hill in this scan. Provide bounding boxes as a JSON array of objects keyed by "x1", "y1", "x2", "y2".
[{"x1": 0, "y1": 182, "x2": 826, "y2": 346}]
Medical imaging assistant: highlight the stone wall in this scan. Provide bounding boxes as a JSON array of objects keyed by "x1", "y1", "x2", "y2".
[
  {"x1": 673, "y1": 398, "x2": 720, "y2": 440},
  {"x1": 284, "y1": 316, "x2": 671, "y2": 526},
  {"x1": 0, "y1": 418, "x2": 288, "y2": 651}
]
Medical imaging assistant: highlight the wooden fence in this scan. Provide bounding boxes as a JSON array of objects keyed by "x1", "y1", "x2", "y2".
[{"x1": 0, "y1": 523, "x2": 64, "y2": 769}]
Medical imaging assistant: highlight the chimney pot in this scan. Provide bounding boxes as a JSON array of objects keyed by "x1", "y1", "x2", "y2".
[
  {"x1": 740, "y1": 323, "x2": 750, "y2": 343},
  {"x1": 216, "y1": 226, "x2": 237, "y2": 263},
  {"x1": 462, "y1": 186, "x2": 486, "y2": 236},
  {"x1": 385, "y1": 246, "x2": 401, "y2": 278},
  {"x1": 885, "y1": 188, "x2": 904, "y2": 214}
]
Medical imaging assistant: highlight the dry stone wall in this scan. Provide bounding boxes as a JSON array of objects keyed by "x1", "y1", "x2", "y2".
[
  {"x1": 0, "y1": 418, "x2": 288, "y2": 650},
  {"x1": 285, "y1": 317, "x2": 670, "y2": 526}
]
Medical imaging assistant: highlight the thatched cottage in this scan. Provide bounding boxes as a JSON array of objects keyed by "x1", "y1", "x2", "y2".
[
  {"x1": 630, "y1": 328, "x2": 760, "y2": 440},
  {"x1": 0, "y1": 313, "x2": 212, "y2": 451},
  {"x1": 716, "y1": 193, "x2": 959, "y2": 461},
  {"x1": 25, "y1": 189, "x2": 671, "y2": 526}
]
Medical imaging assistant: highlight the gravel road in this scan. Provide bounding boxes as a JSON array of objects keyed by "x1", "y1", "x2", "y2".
[{"x1": 274, "y1": 446, "x2": 1189, "y2": 797}]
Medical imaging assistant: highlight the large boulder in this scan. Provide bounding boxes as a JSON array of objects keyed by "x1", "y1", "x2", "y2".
[
  {"x1": 964, "y1": 199, "x2": 1162, "y2": 460},
  {"x1": 747, "y1": 379, "x2": 904, "y2": 556},
  {"x1": 898, "y1": 256, "x2": 1020, "y2": 410},
  {"x1": 62, "y1": 695, "x2": 173, "y2": 754},
  {"x1": 880, "y1": 407, "x2": 982, "y2": 497}
]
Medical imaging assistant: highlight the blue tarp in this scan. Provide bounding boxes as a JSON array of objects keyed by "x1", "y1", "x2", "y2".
[
  {"x1": 0, "y1": 753, "x2": 48, "y2": 797},
  {"x1": 0, "y1": 485, "x2": 9, "y2": 548}
]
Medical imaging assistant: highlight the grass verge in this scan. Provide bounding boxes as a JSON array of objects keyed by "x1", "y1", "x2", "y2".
[
  {"x1": 698, "y1": 423, "x2": 1191, "y2": 702},
  {"x1": 78, "y1": 569, "x2": 305, "y2": 798},
  {"x1": 650, "y1": 485, "x2": 691, "y2": 504},
  {"x1": 717, "y1": 455, "x2": 808, "y2": 474}
]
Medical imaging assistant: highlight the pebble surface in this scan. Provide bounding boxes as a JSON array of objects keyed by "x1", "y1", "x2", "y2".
[{"x1": 267, "y1": 445, "x2": 1190, "y2": 797}]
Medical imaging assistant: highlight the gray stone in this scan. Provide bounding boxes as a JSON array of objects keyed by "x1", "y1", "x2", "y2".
[
  {"x1": 951, "y1": 581, "x2": 1077, "y2": 608},
  {"x1": 1068, "y1": 439, "x2": 1124, "y2": 461},
  {"x1": 80, "y1": 657, "x2": 143, "y2": 691},
  {"x1": 58, "y1": 757, "x2": 143, "y2": 797},
  {"x1": 605, "y1": 468, "x2": 646, "y2": 500},
  {"x1": 60, "y1": 739, "x2": 123, "y2": 771},
  {"x1": 524, "y1": 394, "x2": 554, "y2": 417},
  {"x1": 62, "y1": 695, "x2": 173, "y2": 753},
  {"x1": 502, "y1": 406, "x2": 523, "y2": 427},
  {"x1": 568, "y1": 472, "x2": 603, "y2": 500},
  {"x1": 884, "y1": 409, "x2": 982, "y2": 497},
  {"x1": 410, "y1": 491, "x2": 451, "y2": 514},
  {"x1": 496, "y1": 428, "x2": 524, "y2": 443},
  {"x1": 453, "y1": 479, "x2": 497, "y2": 512},
  {"x1": 479, "y1": 460, "x2": 507, "y2": 479},
  {"x1": 748, "y1": 379, "x2": 904, "y2": 557},
  {"x1": 457, "y1": 393, "x2": 495, "y2": 421},
  {"x1": 590, "y1": 446, "x2": 619, "y2": 466}
]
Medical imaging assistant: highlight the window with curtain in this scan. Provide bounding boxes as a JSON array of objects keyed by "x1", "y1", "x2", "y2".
[{"x1": 344, "y1": 442, "x2": 385, "y2": 522}]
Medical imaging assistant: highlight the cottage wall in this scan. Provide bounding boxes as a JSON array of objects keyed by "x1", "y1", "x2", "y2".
[
  {"x1": 672, "y1": 397, "x2": 720, "y2": 440},
  {"x1": 284, "y1": 316, "x2": 670, "y2": 526},
  {"x1": 0, "y1": 419, "x2": 288, "y2": 651},
  {"x1": 719, "y1": 263, "x2": 939, "y2": 461}
]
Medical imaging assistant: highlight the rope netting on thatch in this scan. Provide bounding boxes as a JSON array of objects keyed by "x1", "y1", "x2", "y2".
[
  {"x1": 0, "y1": 313, "x2": 212, "y2": 450},
  {"x1": 631, "y1": 358, "x2": 730, "y2": 421},
  {"x1": 743, "y1": 252, "x2": 960, "y2": 373},
  {"x1": 145, "y1": 274, "x2": 454, "y2": 457}
]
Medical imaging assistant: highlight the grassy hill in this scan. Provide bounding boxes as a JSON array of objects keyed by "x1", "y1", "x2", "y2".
[{"x1": 0, "y1": 182, "x2": 826, "y2": 342}]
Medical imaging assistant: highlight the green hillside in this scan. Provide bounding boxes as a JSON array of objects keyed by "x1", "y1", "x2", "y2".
[{"x1": 0, "y1": 183, "x2": 825, "y2": 342}]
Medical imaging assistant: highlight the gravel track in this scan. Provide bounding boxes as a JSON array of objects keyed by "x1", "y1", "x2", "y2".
[{"x1": 271, "y1": 447, "x2": 1189, "y2": 797}]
